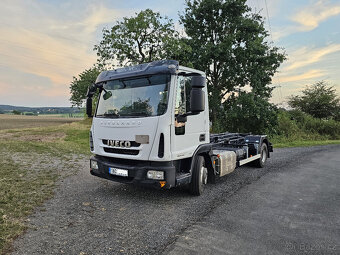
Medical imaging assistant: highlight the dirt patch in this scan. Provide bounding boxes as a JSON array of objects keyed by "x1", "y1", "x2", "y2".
[{"x1": 0, "y1": 132, "x2": 66, "y2": 142}]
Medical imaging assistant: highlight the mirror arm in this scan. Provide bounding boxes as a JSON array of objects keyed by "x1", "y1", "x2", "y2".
[
  {"x1": 87, "y1": 83, "x2": 108, "y2": 98},
  {"x1": 186, "y1": 111, "x2": 200, "y2": 116},
  {"x1": 86, "y1": 83, "x2": 96, "y2": 98},
  {"x1": 181, "y1": 111, "x2": 200, "y2": 117}
]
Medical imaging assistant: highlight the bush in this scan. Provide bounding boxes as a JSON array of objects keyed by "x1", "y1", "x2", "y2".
[
  {"x1": 273, "y1": 110, "x2": 340, "y2": 142},
  {"x1": 222, "y1": 92, "x2": 278, "y2": 135},
  {"x1": 12, "y1": 110, "x2": 21, "y2": 115},
  {"x1": 288, "y1": 81, "x2": 340, "y2": 119},
  {"x1": 275, "y1": 111, "x2": 303, "y2": 138}
]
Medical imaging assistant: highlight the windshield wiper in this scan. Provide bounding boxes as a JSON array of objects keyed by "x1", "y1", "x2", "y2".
[
  {"x1": 120, "y1": 112, "x2": 150, "y2": 117},
  {"x1": 96, "y1": 113, "x2": 120, "y2": 118}
]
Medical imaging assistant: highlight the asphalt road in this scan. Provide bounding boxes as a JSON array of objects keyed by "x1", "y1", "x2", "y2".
[{"x1": 12, "y1": 145, "x2": 340, "y2": 255}]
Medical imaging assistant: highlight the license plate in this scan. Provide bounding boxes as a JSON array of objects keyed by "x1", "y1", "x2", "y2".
[{"x1": 109, "y1": 167, "x2": 128, "y2": 177}]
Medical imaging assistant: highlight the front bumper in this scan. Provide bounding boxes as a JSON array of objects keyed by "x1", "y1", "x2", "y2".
[{"x1": 90, "y1": 155, "x2": 176, "y2": 189}]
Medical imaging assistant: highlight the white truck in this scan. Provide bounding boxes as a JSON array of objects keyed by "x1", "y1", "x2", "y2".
[{"x1": 87, "y1": 60, "x2": 272, "y2": 195}]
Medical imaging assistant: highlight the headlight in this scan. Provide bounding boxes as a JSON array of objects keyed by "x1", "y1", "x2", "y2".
[
  {"x1": 90, "y1": 160, "x2": 98, "y2": 170},
  {"x1": 147, "y1": 170, "x2": 164, "y2": 180}
]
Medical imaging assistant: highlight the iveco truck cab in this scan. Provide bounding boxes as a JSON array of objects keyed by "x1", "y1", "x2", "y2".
[{"x1": 87, "y1": 60, "x2": 272, "y2": 195}]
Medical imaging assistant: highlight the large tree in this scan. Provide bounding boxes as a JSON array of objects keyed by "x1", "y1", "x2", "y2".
[
  {"x1": 288, "y1": 81, "x2": 340, "y2": 119},
  {"x1": 69, "y1": 67, "x2": 101, "y2": 107},
  {"x1": 181, "y1": 0, "x2": 285, "y2": 131},
  {"x1": 70, "y1": 9, "x2": 191, "y2": 107},
  {"x1": 94, "y1": 9, "x2": 189, "y2": 67}
]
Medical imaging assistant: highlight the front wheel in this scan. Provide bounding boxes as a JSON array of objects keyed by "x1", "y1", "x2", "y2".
[
  {"x1": 254, "y1": 143, "x2": 268, "y2": 168},
  {"x1": 189, "y1": 156, "x2": 207, "y2": 196}
]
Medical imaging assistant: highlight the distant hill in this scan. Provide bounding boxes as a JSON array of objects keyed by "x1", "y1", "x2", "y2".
[{"x1": 0, "y1": 105, "x2": 84, "y2": 115}]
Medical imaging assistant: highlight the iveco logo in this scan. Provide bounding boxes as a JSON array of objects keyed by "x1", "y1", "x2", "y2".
[{"x1": 107, "y1": 140, "x2": 131, "y2": 148}]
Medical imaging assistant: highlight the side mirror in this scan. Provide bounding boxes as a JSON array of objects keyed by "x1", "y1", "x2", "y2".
[
  {"x1": 86, "y1": 97, "x2": 93, "y2": 117},
  {"x1": 176, "y1": 115, "x2": 187, "y2": 123},
  {"x1": 190, "y1": 88, "x2": 205, "y2": 113},
  {"x1": 191, "y1": 76, "x2": 206, "y2": 88}
]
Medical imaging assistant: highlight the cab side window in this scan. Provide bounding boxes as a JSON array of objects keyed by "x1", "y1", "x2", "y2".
[
  {"x1": 175, "y1": 76, "x2": 192, "y2": 135},
  {"x1": 175, "y1": 76, "x2": 192, "y2": 115}
]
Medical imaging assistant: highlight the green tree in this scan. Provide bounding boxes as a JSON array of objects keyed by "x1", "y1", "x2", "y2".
[
  {"x1": 12, "y1": 110, "x2": 21, "y2": 115},
  {"x1": 223, "y1": 92, "x2": 278, "y2": 134},
  {"x1": 70, "y1": 9, "x2": 191, "y2": 107},
  {"x1": 69, "y1": 67, "x2": 101, "y2": 107},
  {"x1": 180, "y1": 0, "x2": 285, "y2": 131},
  {"x1": 288, "y1": 81, "x2": 340, "y2": 119},
  {"x1": 94, "y1": 9, "x2": 189, "y2": 67}
]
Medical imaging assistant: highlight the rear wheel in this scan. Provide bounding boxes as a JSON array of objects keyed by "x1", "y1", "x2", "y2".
[
  {"x1": 189, "y1": 156, "x2": 207, "y2": 196},
  {"x1": 254, "y1": 143, "x2": 268, "y2": 168}
]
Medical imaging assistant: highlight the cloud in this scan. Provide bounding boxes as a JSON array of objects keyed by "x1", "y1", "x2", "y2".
[
  {"x1": 285, "y1": 44, "x2": 340, "y2": 71},
  {"x1": 272, "y1": 0, "x2": 340, "y2": 40},
  {"x1": 292, "y1": 0, "x2": 340, "y2": 31},
  {"x1": 271, "y1": 43, "x2": 340, "y2": 101},
  {"x1": 278, "y1": 69, "x2": 325, "y2": 83},
  {"x1": 0, "y1": 0, "x2": 133, "y2": 106}
]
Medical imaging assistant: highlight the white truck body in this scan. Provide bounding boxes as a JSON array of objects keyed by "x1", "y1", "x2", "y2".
[{"x1": 87, "y1": 60, "x2": 272, "y2": 195}]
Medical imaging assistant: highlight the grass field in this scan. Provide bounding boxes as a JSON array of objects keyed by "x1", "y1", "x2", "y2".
[
  {"x1": 271, "y1": 138, "x2": 340, "y2": 148},
  {"x1": 37, "y1": 113, "x2": 84, "y2": 118},
  {"x1": 0, "y1": 115, "x2": 83, "y2": 130},
  {"x1": 0, "y1": 118, "x2": 91, "y2": 254}
]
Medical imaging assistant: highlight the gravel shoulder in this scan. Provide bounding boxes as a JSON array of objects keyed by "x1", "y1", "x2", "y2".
[{"x1": 11, "y1": 145, "x2": 340, "y2": 255}]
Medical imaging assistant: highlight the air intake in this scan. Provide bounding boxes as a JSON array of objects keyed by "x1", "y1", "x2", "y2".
[
  {"x1": 89, "y1": 131, "x2": 94, "y2": 151},
  {"x1": 158, "y1": 133, "x2": 164, "y2": 158}
]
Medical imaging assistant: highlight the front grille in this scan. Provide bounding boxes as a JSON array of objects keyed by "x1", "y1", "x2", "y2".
[
  {"x1": 104, "y1": 147, "x2": 139, "y2": 156},
  {"x1": 102, "y1": 139, "x2": 141, "y2": 147}
]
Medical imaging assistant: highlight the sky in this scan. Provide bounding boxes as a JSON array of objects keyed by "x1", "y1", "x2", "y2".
[{"x1": 0, "y1": 0, "x2": 339, "y2": 107}]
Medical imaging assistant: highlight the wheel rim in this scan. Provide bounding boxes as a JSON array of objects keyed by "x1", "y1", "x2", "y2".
[
  {"x1": 261, "y1": 148, "x2": 267, "y2": 163},
  {"x1": 201, "y1": 166, "x2": 208, "y2": 185}
]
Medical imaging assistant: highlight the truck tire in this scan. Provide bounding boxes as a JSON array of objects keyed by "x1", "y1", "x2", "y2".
[
  {"x1": 254, "y1": 143, "x2": 268, "y2": 168},
  {"x1": 189, "y1": 155, "x2": 208, "y2": 195}
]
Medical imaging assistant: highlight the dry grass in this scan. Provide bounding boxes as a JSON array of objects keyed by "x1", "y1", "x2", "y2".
[
  {"x1": 0, "y1": 119, "x2": 91, "y2": 254},
  {"x1": 0, "y1": 115, "x2": 82, "y2": 130}
]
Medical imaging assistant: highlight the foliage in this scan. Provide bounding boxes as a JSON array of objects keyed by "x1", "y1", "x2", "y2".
[
  {"x1": 180, "y1": 0, "x2": 286, "y2": 130},
  {"x1": 273, "y1": 110, "x2": 340, "y2": 142},
  {"x1": 69, "y1": 67, "x2": 101, "y2": 107},
  {"x1": 71, "y1": 9, "x2": 191, "y2": 107},
  {"x1": 288, "y1": 81, "x2": 340, "y2": 119},
  {"x1": 94, "y1": 9, "x2": 190, "y2": 67},
  {"x1": 222, "y1": 92, "x2": 278, "y2": 134},
  {"x1": 12, "y1": 110, "x2": 21, "y2": 115}
]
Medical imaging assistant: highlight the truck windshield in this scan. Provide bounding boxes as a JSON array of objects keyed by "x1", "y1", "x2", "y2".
[{"x1": 96, "y1": 74, "x2": 170, "y2": 118}]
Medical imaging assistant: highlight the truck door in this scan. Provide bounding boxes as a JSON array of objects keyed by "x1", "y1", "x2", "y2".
[{"x1": 171, "y1": 75, "x2": 208, "y2": 160}]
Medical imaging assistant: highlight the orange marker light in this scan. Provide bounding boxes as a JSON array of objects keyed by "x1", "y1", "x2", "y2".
[{"x1": 159, "y1": 181, "x2": 166, "y2": 188}]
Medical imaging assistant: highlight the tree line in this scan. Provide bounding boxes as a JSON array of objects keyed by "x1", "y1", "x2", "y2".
[{"x1": 70, "y1": 0, "x2": 339, "y2": 134}]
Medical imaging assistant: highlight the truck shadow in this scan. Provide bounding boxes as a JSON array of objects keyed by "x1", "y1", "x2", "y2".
[{"x1": 90, "y1": 164, "x2": 268, "y2": 203}]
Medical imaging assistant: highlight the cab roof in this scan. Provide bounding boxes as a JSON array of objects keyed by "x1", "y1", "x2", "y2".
[{"x1": 95, "y1": 60, "x2": 205, "y2": 84}]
